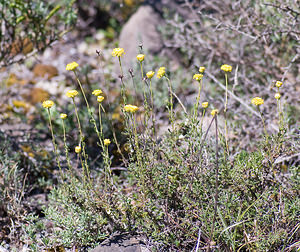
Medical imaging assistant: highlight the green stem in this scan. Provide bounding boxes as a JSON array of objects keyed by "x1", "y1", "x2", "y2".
[
  {"x1": 258, "y1": 107, "x2": 268, "y2": 142},
  {"x1": 140, "y1": 62, "x2": 144, "y2": 79},
  {"x1": 149, "y1": 79, "x2": 156, "y2": 137},
  {"x1": 193, "y1": 79, "x2": 203, "y2": 122},
  {"x1": 224, "y1": 73, "x2": 229, "y2": 154},
  {"x1": 72, "y1": 98, "x2": 90, "y2": 182},
  {"x1": 118, "y1": 56, "x2": 123, "y2": 76},
  {"x1": 118, "y1": 57, "x2": 127, "y2": 104},
  {"x1": 97, "y1": 103, "x2": 104, "y2": 149},
  {"x1": 47, "y1": 109, "x2": 63, "y2": 179},
  {"x1": 277, "y1": 99, "x2": 284, "y2": 131},
  {"x1": 62, "y1": 119, "x2": 72, "y2": 172},
  {"x1": 73, "y1": 70, "x2": 90, "y2": 111},
  {"x1": 165, "y1": 77, "x2": 174, "y2": 131},
  {"x1": 200, "y1": 109, "x2": 206, "y2": 134}
]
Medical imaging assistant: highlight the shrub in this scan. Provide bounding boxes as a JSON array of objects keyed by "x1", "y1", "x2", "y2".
[
  {"x1": 0, "y1": 0, "x2": 76, "y2": 67},
  {"x1": 23, "y1": 49, "x2": 299, "y2": 251}
]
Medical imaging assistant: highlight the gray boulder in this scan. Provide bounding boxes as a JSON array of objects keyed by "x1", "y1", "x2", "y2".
[{"x1": 117, "y1": 5, "x2": 164, "y2": 72}]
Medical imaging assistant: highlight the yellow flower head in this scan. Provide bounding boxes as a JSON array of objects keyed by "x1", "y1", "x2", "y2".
[
  {"x1": 75, "y1": 146, "x2": 81, "y2": 154},
  {"x1": 66, "y1": 90, "x2": 79, "y2": 98},
  {"x1": 104, "y1": 139, "x2": 111, "y2": 146},
  {"x1": 42, "y1": 100, "x2": 54, "y2": 109},
  {"x1": 13, "y1": 100, "x2": 28, "y2": 109},
  {"x1": 112, "y1": 48, "x2": 125, "y2": 57},
  {"x1": 193, "y1": 73, "x2": 203, "y2": 81},
  {"x1": 251, "y1": 97, "x2": 264, "y2": 106},
  {"x1": 124, "y1": 104, "x2": 139, "y2": 113},
  {"x1": 221, "y1": 64, "x2": 232, "y2": 72},
  {"x1": 60, "y1": 113, "x2": 67, "y2": 120},
  {"x1": 274, "y1": 93, "x2": 281, "y2": 100},
  {"x1": 157, "y1": 67, "x2": 166, "y2": 79},
  {"x1": 146, "y1": 71, "x2": 155, "y2": 79},
  {"x1": 66, "y1": 61, "x2": 79, "y2": 71},
  {"x1": 199, "y1": 66, "x2": 206, "y2": 73},
  {"x1": 211, "y1": 109, "x2": 219, "y2": 116},
  {"x1": 275, "y1": 81, "x2": 283, "y2": 88},
  {"x1": 202, "y1": 102, "x2": 209, "y2": 109},
  {"x1": 97, "y1": 96, "x2": 105, "y2": 103},
  {"x1": 136, "y1": 54, "x2": 145, "y2": 62},
  {"x1": 92, "y1": 89, "x2": 103, "y2": 96}
]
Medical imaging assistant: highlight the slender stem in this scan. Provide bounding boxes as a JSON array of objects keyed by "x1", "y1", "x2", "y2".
[
  {"x1": 210, "y1": 115, "x2": 219, "y2": 247},
  {"x1": 132, "y1": 114, "x2": 145, "y2": 199},
  {"x1": 72, "y1": 98, "x2": 90, "y2": 182},
  {"x1": 140, "y1": 62, "x2": 144, "y2": 79},
  {"x1": 73, "y1": 70, "x2": 90, "y2": 111},
  {"x1": 258, "y1": 107, "x2": 268, "y2": 139},
  {"x1": 62, "y1": 120, "x2": 72, "y2": 172},
  {"x1": 98, "y1": 104, "x2": 103, "y2": 138},
  {"x1": 118, "y1": 57, "x2": 127, "y2": 104},
  {"x1": 47, "y1": 109, "x2": 63, "y2": 179},
  {"x1": 200, "y1": 109, "x2": 206, "y2": 134},
  {"x1": 97, "y1": 52, "x2": 128, "y2": 166},
  {"x1": 79, "y1": 153, "x2": 86, "y2": 184},
  {"x1": 277, "y1": 99, "x2": 283, "y2": 130},
  {"x1": 165, "y1": 77, "x2": 174, "y2": 131},
  {"x1": 72, "y1": 98, "x2": 83, "y2": 139},
  {"x1": 97, "y1": 51, "x2": 107, "y2": 87},
  {"x1": 194, "y1": 79, "x2": 203, "y2": 122},
  {"x1": 133, "y1": 115, "x2": 140, "y2": 156},
  {"x1": 73, "y1": 69, "x2": 105, "y2": 150},
  {"x1": 224, "y1": 73, "x2": 228, "y2": 113},
  {"x1": 149, "y1": 79, "x2": 156, "y2": 137},
  {"x1": 118, "y1": 56, "x2": 123, "y2": 76},
  {"x1": 224, "y1": 73, "x2": 229, "y2": 154},
  {"x1": 130, "y1": 72, "x2": 138, "y2": 105},
  {"x1": 98, "y1": 104, "x2": 106, "y2": 151}
]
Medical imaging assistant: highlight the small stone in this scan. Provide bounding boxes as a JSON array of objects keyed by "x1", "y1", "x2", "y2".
[{"x1": 33, "y1": 64, "x2": 58, "y2": 80}]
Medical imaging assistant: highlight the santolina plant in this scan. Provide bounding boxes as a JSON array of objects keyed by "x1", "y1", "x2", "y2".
[{"x1": 37, "y1": 47, "x2": 298, "y2": 252}]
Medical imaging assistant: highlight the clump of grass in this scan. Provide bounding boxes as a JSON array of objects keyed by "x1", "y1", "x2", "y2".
[{"x1": 24, "y1": 47, "x2": 299, "y2": 252}]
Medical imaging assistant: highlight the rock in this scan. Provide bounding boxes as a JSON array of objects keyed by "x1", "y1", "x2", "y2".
[
  {"x1": 23, "y1": 87, "x2": 49, "y2": 105},
  {"x1": 91, "y1": 234, "x2": 150, "y2": 252},
  {"x1": 117, "y1": 5, "x2": 164, "y2": 71},
  {"x1": 33, "y1": 64, "x2": 58, "y2": 80}
]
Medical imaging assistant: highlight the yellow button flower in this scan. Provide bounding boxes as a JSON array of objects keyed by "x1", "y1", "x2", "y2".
[
  {"x1": 202, "y1": 102, "x2": 209, "y2": 109},
  {"x1": 251, "y1": 97, "x2": 264, "y2": 106},
  {"x1": 221, "y1": 64, "x2": 232, "y2": 72},
  {"x1": 193, "y1": 73, "x2": 203, "y2": 81},
  {"x1": 199, "y1": 66, "x2": 206, "y2": 73},
  {"x1": 13, "y1": 100, "x2": 28, "y2": 109},
  {"x1": 92, "y1": 89, "x2": 103, "y2": 96},
  {"x1": 274, "y1": 93, "x2": 281, "y2": 100},
  {"x1": 211, "y1": 109, "x2": 219, "y2": 116},
  {"x1": 146, "y1": 71, "x2": 155, "y2": 79},
  {"x1": 124, "y1": 104, "x2": 139, "y2": 113},
  {"x1": 97, "y1": 96, "x2": 105, "y2": 103},
  {"x1": 112, "y1": 48, "x2": 125, "y2": 57},
  {"x1": 66, "y1": 90, "x2": 79, "y2": 98},
  {"x1": 75, "y1": 146, "x2": 81, "y2": 154},
  {"x1": 136, "y1": 54, "x2": 145, "y2": 62},
  {"x1": 60, "y1": 113, "x2": 67, "y2": 119},
  {"x1": 42, "y1": 100, "x2": 54, "y2": 109},
  {"x1": 66, "y1": 61, "x2": 79, "y2": 71},
  {"x1": 275, "y1": 81, "x2": 283, "y2": 88},
  {"x1": 104, "y1": 139, "x2": 111, "y2": 146},
  {"x1": 157, "y1": 67, "x2": 166, "y2": 79}
]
